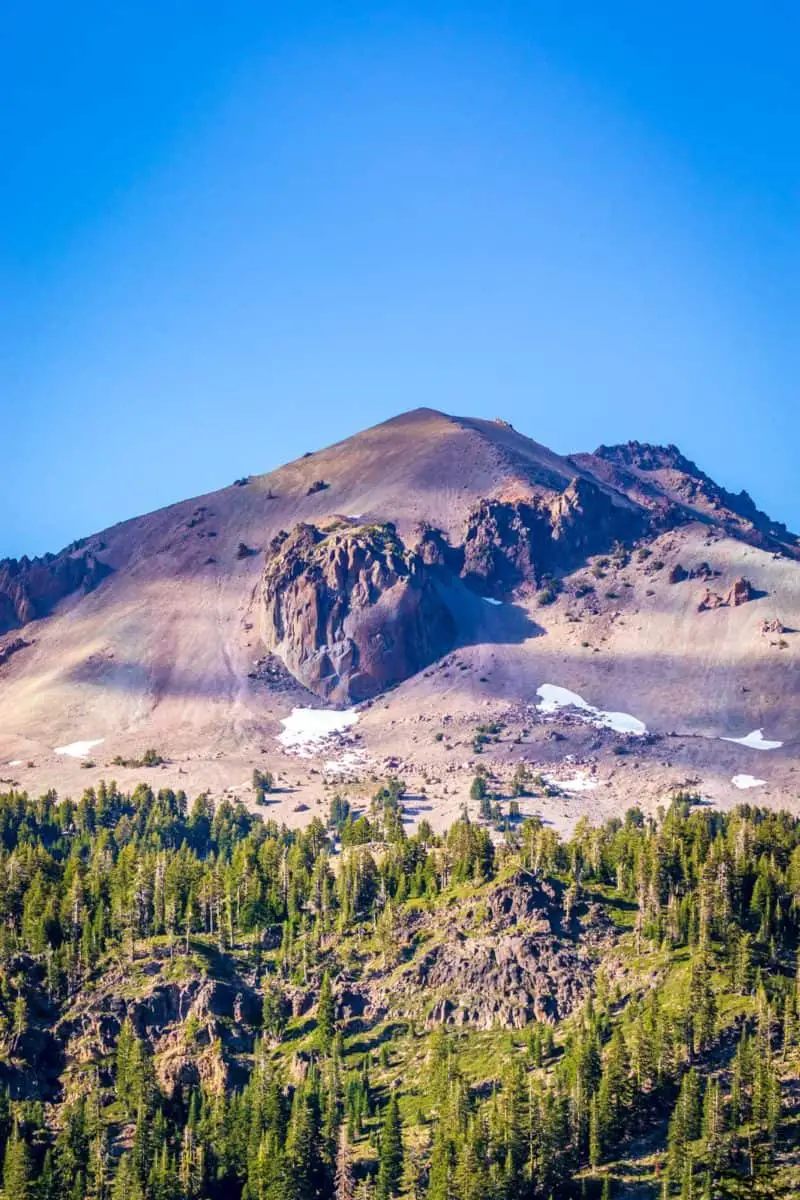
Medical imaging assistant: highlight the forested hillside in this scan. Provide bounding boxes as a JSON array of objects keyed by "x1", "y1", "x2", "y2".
[{"x1": 0, "y1": 776, "x2": 798, "y2": 1198}]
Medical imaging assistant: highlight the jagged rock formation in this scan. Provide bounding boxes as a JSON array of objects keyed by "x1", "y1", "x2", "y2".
[
  {"x1": 56, "y1": 960, "x2": 261, "y2": 1097},
  {"x1": 586, "y1": 440, "x2": 798, "y2": 555},
  {"x1": 260, "y1": 477, "x2": 646, "y2": 700},
  {"x1": 0, "y1": 548, "x2": 108, "y2": 636},
  {"x1": 461, "y1": 478, "x2": 644, "y2": 595},
  {"x1": 260, "y1": 521, "x2": 457, "y2": 704}
]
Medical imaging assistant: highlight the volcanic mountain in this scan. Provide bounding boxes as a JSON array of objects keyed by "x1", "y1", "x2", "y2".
[{"x1": 1, "y1": 408, "x2": 798, "y2": 828}]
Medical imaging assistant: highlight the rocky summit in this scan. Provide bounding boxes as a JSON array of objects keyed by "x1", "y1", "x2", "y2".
[{"x1": 1, "y1": 406, "x2": 798, "y2": 832}]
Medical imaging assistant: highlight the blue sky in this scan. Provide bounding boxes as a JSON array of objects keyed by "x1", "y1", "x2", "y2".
[{"x1": 2, "y1": 2, "x2": 798, "y2": 557}]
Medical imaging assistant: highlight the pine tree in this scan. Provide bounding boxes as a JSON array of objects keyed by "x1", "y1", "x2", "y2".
[
  {"x1": 110, "y1": 1152, "x2": 145, "y2": 1200},
  {"x1": 376, "y1": 1092, "x2": 403, "y2": 1200},
  {"x1": 701, "y1": 1078, "x2": 725, "y2": 1173},
  {"x1": 2, "y1": 1126, "x2": 33, "y2": 1200},
  {"x1": 317, "y1": 972, "x2": 336, "y2": 1054},
  {"x1": 667, "y1": 1069, "x2": 701, "y2": 1180}
]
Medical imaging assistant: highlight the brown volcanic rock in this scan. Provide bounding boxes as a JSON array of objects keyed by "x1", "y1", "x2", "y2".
[
  {"x1": 260, "y1": 521, "x2": 457, "y2": 703},
  {"x1": 726, "y1": 576, "x2": 756, "y2": 606},
  {"x1": 461, "y1": 498, "x2": 550, "y2": 592},
  {"x1": 0, "y1": 549, "x2": 108, "y2": 635},
  {"x1": 698, "y1": 588, "x2": 726, "y2": 612},
  {"x1": 0, "y1": 636, "x2": 30, "y2": 667},
  {"x1": 697, "y1": 576, "x2": 757, "y2": 612},
  {"x1": 583, "y1": 440, "x2": 798, "y2": 557},
  {"x1": 461, "y1": 477, "x2": 644, "y2": 595}
]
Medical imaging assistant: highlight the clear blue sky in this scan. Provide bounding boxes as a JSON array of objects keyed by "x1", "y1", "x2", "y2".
[{"x1": 2, "y1": 2, "x2": 798, "y2": 558}]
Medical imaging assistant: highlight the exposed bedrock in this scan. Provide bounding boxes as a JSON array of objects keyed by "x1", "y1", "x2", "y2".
[
  {"x1": 0, "y1": 549, "x2": 109, "y2": 636},
  {"x1": 259, "y1": 477, "x2": 646, "y2": 703},
  {"x1": 460, "y1": 476, "x2": 645, "y2": 595},
  {"x1": 260, "y1": 522, "x2": 458, "y2": 704}
]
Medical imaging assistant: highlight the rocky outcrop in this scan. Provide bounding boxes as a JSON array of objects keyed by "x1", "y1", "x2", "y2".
[
  {"x1": 416, "y1": 932, "x2": 590, "y2": 1027},
  {"x1": 363, "y1": 872, "x2": 612, "y2": 1030},
  {"x1": 461, "y1": 478, "x2": 644, "y2": 595},
  {"x1": 727, "y1": 576, "x2": 756, "y2": 606},
  {"x1": 698, "y1": 589, "x2": 725, "y2": 612},
  {"x1": 593, "y1": 441, "x2": 799, "y2": 554},
  {"x1": 460, "y1": 499, "x2": 550, "y2": 593},
  {"x1": 57, "y1": 963, "x2": 261, "y2": 1097},
  {"x1": 0, "y1": 549, "x2": 108, "y2": 636},
  {"x1": 0, "y1": 636, "x2": 30, "y2": 667},
  {"x1": 260, "y1": 522, "x2": 457, "y2": 704},
  {"x1": 698, "y1": 577, "x2": 758, "y2": 612}
]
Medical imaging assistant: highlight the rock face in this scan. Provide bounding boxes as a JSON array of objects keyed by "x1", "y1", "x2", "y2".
[
  {"x1": 0, "y1": 549, "x2": 108, "y2": 636},
  {"x1": 260, "y1": 522, "x2": 457, "y2": 704},
  {"x1": 361, "y1": 872, "x2": 612, "y2": 1030},
  {"x1": 460, "y1": 479, "x2": 643, "y2": 595},
  {"x1": 56, "y1": 962, "x2": 261, "y2": 1097}
]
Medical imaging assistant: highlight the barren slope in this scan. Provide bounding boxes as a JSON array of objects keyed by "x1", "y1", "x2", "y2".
[{"x1": 1, "y1": 407, "x2": 798, "y2": 829}]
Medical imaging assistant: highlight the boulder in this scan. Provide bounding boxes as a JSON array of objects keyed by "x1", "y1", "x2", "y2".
[
  {"x1": 726, "y1": 576, "x2": 756, "y2": 606},
  {"x1": 697, "y1": 589, "x2": 725, "y2": 612}
]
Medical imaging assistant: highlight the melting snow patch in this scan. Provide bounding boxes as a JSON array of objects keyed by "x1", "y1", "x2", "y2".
[
  {"x1": 278, "y1": 707, "x2": 359, "y2": 756},
  {"x1": 732, "y1": 774, "x2": 766, "y2": 790},
  {"x1": 546, "y1": 772, "x2": 597, "y2": 793},
  {"x1": 536, "y1": 684, "x2": 647, "y2": 736},
  {"x1": 483, "y1": 596, "x2": 504, "y2": 606},
  {"x1": 722, "y1": 729, "x2": 783, "y2": 751},
  {"x1": 324, "y1": 750, "x2": 369, "y2": 776},
  {"x1": 54, "y1": 739, "x2": 104, "y2": 759}
]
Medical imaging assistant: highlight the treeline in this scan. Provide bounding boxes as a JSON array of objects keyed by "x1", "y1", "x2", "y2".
[{"x1": 0, "y1": 783, "x2": 797, "y2": 1197}]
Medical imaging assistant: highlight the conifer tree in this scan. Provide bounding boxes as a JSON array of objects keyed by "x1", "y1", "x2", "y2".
[
  {"x1": 376, "y1": 1092, "x2": 403, "y2": 1200},
  {"x1": 317, "y1": 972, "x2": 336, "y2": 1054},
  {"x1": 2, "y1": 1125, "x2": 33, "y2": 1200}
]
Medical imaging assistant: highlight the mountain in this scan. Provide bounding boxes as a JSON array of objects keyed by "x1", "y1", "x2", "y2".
[
  {"x1": 2, "y1": 408, "x2": 800, "y2": 1199},
  {"x1": 1, "y1": 407, "x2": 798, "y2": 829}
]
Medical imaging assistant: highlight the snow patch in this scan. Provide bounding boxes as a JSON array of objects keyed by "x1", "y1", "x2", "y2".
[
  {"x1": 7, "y1": 760, "x2": 22, "y2": 767},
  {"x1": 54, "y1": 739, "x2": 104, "y2": 759},
  {"x1": 546, "y1": 772, "x2": 597, "y2": 793},
  {"x1": 278, "y1": 707, "x2": 359, "y2": 756},
  {"x1": 722, "y1": 729, "x2": 783, "y2": 751},
  {"x1": 732, "y1": 774, "x2": 766, "y2": 790},
  {"x1": 536, "y1": 684, "x2": 647, "y2": 736},
  {"x1": 323, "y1": 750, "x2": 369, "y2": 776}
]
